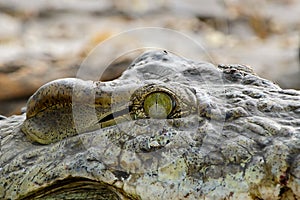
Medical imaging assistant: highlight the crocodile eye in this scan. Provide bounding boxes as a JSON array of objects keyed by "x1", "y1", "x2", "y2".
[{"x1": 143, "y1": 92, "x2": 174, "y2": 119}]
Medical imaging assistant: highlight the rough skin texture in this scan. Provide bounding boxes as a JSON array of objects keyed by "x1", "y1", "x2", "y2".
[{"x1": 0, "y1": 51, "x2": 300, "y2": 199}]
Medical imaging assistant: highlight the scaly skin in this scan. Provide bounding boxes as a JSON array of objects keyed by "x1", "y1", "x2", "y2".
[{"x1": 0, "y1": 51, "x2": 299, "y2": 199}]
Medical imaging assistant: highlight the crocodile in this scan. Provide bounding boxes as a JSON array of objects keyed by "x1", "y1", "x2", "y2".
[{"x1": 0, "y1": 51, "x2": 299, "y2": 199}]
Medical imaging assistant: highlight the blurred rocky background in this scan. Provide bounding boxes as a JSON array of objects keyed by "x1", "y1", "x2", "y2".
[{"x1": 0, "y1": 0, "x2": 299, "y2": 116}]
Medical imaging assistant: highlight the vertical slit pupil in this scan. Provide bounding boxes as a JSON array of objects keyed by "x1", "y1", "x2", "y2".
[{"x1": 143, "y1": 92, "x2": 174, "y2": 119}]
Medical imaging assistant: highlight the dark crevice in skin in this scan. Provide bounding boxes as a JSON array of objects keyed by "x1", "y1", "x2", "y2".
[
  {"x1": 279, "y1": 187, "x2": 294, "y2": 200},
  {"x1": 18, "y1": 177, "x2": 138, "y2": 200},
  {"x1": 111, "y1": 170, "x2": 130, "y2": 180},
  {"x1": 0, "y1": 114, "x2": 7, "y2": 119},
  {"x1": 98, "y1": 108, "x2": 130, "y2": 124}
]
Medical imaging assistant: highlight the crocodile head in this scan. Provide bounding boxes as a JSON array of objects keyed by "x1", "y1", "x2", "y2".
[{"x1": 1, "y1": 51, "x2": 300, "y2": 199}]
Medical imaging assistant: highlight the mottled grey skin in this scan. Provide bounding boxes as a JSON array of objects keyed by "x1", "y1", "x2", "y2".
[{"x1": 1, "y1": 51, "x2": 300, "y2": 199}]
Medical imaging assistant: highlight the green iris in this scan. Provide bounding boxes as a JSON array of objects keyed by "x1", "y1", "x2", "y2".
[{"x1": 143, "y1": 92, "x2": 173, "y2": 119}]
